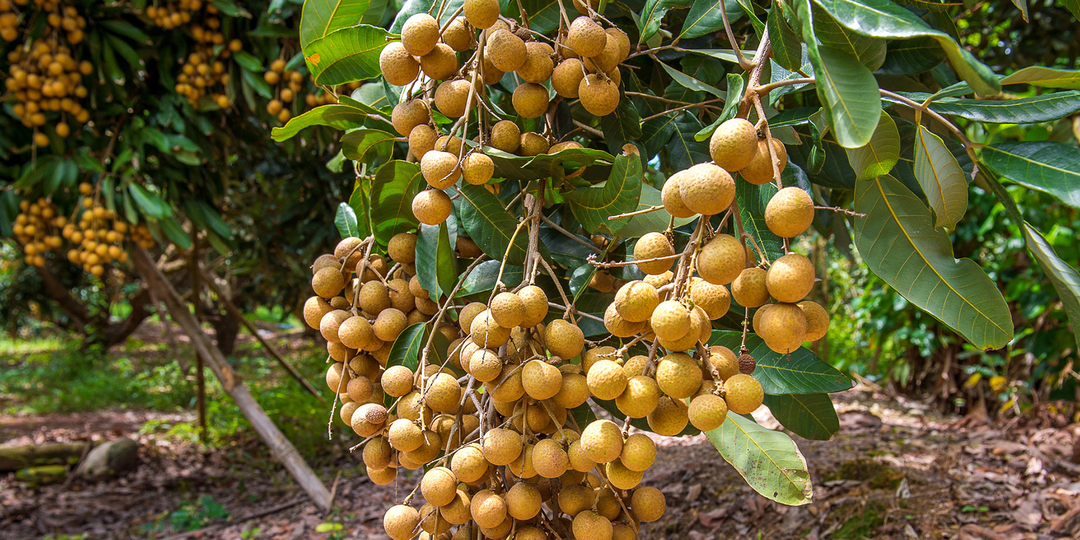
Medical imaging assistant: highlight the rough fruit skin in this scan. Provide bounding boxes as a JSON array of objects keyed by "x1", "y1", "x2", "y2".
[
  {"x1": 421, "y1": 466, "x2": 458, "y2": 507},
  {"x1": 758, "y1": 302, "x2": 806, "y2": 353},
  {"x1": 421, "y1": 150, "x2": 461, "y2": 189},
  {"x1": 631, "y1": 486, "x2": 666, "y2": 523},
  {"x1": 462, "y1": 153, "x2": 494, "y2": 186},
  {"x1": 567, "y1": 16, "x2": 607, "y2": 57},
  {"x1": 690, "y1": 279, "x2": 731, "y2": 320},
  {"x1": 724, "y1": 373, "x2": 764, "y2": 414},
  {"x1": 655, "y1": 352, "x2": 703, "y2": 399},
  {"x1": 558, "y1": 484, "x2": 594, "y2": 516},
  {"x1": 620, "y1": 432, "x2": 656, "y2": 471},
  {"x1": 766, "y1": 253, "x2": 816, "y2": 303},
  {"x1": 442, "y1": 16, "x2": 473, "y2": 51},
  {"x1": 471, "y1": 490, "x2": 507, "y2": 529},
  {"x1": 580, "y1": 419, "x2": 623, "y2": 464},
  {"x1": 697, "y1": 234, "x2": 746, "y2": 286},
  {"x1": 604, "y1": 303, "x2": 647, "y2": 338},
  {"x1": 486, "y1": 29, "x2": 527, "y2": 72},
  {"x1": 379, "y1": 42, "x2": 419, "y2": 86},
  {"x1": 634, "y1": 232, "x2": 675, "y2": 275},
  {"x1": 412, "y1": 189, "x2": 453, "y2": 225},
  {"x1": 391, "y1": 99, "x2": 430, "y2": 136},
  {"x1": 650, "y1": 300, "x2": 691, "y2": 341},
  {"x1": 707, "y1": 345, "x2": 739, "y2": 381},
  {"x1": 614, "y1": 280, "x2": 659, "y2": 323},
  {"x1": 606, "y1": 460, "x2": 644, "y2": 490},
  {"x1": 545, "y1": 319, "x2": 585, "y2": 360},
  {"x1": 512, "y1": 82, "x2": 549, "y2": 118},
  {"x1": 688, "y1": 393, "x2": 728, "y2": 431},
  {"x1": 424, "y1": 372, "x2": 461, "y2": 413},
  {"x1": 419, "y1": 43, "x2": 458, "y2": 81},
  {"x1": 434, "y1": 79, "x2": 472, "y2": 118},
  {"x1": 489, "y1": 291, "x2": 525, "y2": 328},
  {"x1": 647, "y1": 396, "x2": 689, "y2": 436},
  {"x1": 384, "y1": 504, "x2": 421, "y2": 540},
  {"x1": 311, "y1": 266, "x2": 345, "y2": 299},
  {"x1": 578, "y1": 74, "x2": 620, "y2": 116},
  {"x1": 388, "y1": 418, "x2": 424, "y2": 452},
  {"x1": 381, "y1": 365, "x2": 415, "y2": 397},
  {"x1": 490, "y1": 119, "x2": 521, "y2": 153},
  {"x1": 765, "y1": 186, "x2": 815, "y2": 238},
  {"x1": 676, "y1": 163, "x2": 736, "y2": 215},
  {"x1": 587, "y1": 359, "x2": 628, "y2": 400},
  {"x1": 517, "y1": 284, "x2": 549, "y2": 327},
  {"x1": 522, "y1": 359, "x2": 563, "y2": 400},
  {"x1": 710, "y1": 118, "x2": 759, "y2": 171},
  {"x1": 482, "y1": 428, "x2": 522, "y2": 466},
  {"x1": 409, "y1": 124, "x2": 437, "y2": 160},
  {"x1": 584, "y1": 35, "x2": 620, "y2": 73},
  {"x1": 531, "y1": 438, "x2": 570, "y2": 479},
  {"x1": 517, "y1": 41, "x2": 554, "y2": 83},
  {"x1": 463, "y1": 0, "x2": 499, "y2": 28},
  {"x1": 741, "y1": 138, "x2": 788, "y2": 185},
  {"x1": 574, "y1": 511, "x2": 613, "y2": 540},
  {"x1": 401, "y1": 13, "x2": 440, "y2": 56},
  {"x1": 731, "y1": 267, "x2": 771, "y2": 308},
  {"x1": 661, "y1": 174, "x2": 696, "y2": 218},
  {"x1": 505, "y1": 482, "x2": 543, "y2": 519},
  {"x1": 616, "y1": 375, "x2": 660, "y2": 418},
  {"x1": 799, "y1": 300, "x2": 830, "y2": 341},
  {"x1": 738, "y1": 353, "x2": 756, "y2": 374},
  {"x1": 553, "y1": 372, "x2": 590, "y2": 408},
  {"x1": 472, "y1": 309, "x2": 512, "y2": 348},
  {"x1": 388, "y1": 232, "x2": 418, "y2": 264},
  {"x1": 519, "y1": 132, "x2": 549, "y2": 156},
  {"x1": 319, "y1": 310, "x2": 352, "y2": 343},
  {"x1": 552, "y1": 58, "x2": 585, "y2": 98}
]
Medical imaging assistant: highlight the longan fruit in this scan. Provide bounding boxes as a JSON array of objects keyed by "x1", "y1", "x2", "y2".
[
  {"x1": 421, "y1": 150, "x2": 461, "y2": 189},
  {"x1": 434, "y1": 79, "x2": 472, "y2": 118},
  {"x1": 462, "y1": 152, "x2": 494, "y2": 185},
  {"x1": 517, "y1": 284, "x2": 548, "y2": 326},
  {"x1": 710, "y1": 118, "x2": 759, "y2": 172},
  {"x1": 756, "y1": 302, "x2": 807, "y2": 353},
  {"x1": 798, "y1": 300, "x2": 830, "y2": 341},
  {"x1": 765, "y1": 186, "x2": 815, "y2": 238},
  {"x1": 731, "y1": 267, "x2": 771, "y2": 308},
  {"x1": 765, "y1": 253, "x2": 815, "y2": 303},
  {"x1": 512, "y1": 82, "x2": 549, "y2": 119},
  {"x1": 661, "y1": 173, "x2": 696, "y2": 218},
  {"x1": 579, "y1": 419, "x2": 622, "y2": 464},
  {"x1": 614, "y1": 280, "x2": 659, "y2": 323},
  {"x1": 633, "y1": 232, "x2": 674, "y2": 275},
  {"x1": 552, "y1": 58, "x2": 585, "y2": 98},
  {"x1": 401, "y1": 13, "x2": 440, "y2": 56},
  {"x1": 517, "y1": 41, "x2": 554, "y2": 84},
  {"x1": 724, "y1": 373, "x2": 764, "y2": 415},
  {"x1": 567, "y1": 16, "x2": 607, "y2": 57},
  {"x1": 412, "y1": 189, "x2": 453, "y2": 225},
  {"x1": 518, "y1": 131, "x2": 549, "y2": 156},
  {"x1": 409, "y1": 124, "x2": 437, "y2": 159},
  {"x1": 578, "y1": 73, "x2": 619, "y2": 116},
  {"x1": 615, "y1": 375, "x2": 660, "y2": 418},
  {"x1": 630, "y1": 486, "x2": 666, "y2": 523},
  {"x1": 463, "y1": 0, "x2": 500, "y2": 29},
  {"x1": 384, "y1": 505, "x2": 420, "y2": 540},
  {"x1": 442, "y1": 16, "x2": 473, "y2": 51},
  {"x1": 545, "y1": 319, "x2": 584, "y2": 360},
  {"x1": 647, "y1": 395, "x2": 689, "y2": 436},
  {"x1": 419, "y1": 43, "x2": 458, "y2": 81},
  {"x1": 741, "y1": 138, "x2": 788, "y2": 185},
  {"x1": 392, "y1": 99, "x2": 430, "y2": 136},
  {"x1": 688, "y1": 393, "x2": 728, "y2": 431},
  {"x1": 489, "y1": 119, "x2": 521, "y2": 153},
  {"x1": 650, "y1": 300, "x2": 690, "y2": 342},
  {"x1": 379, "y1": 42, "x2": 420, "y2": 87},
  {"x1": 697, "y1": 234, "x2": 745, "y2": 286},
  {"x1": 676, "y1": 163, "x2": 735, "y2": 216},
  {"x1": 486, "y1": 29, "x2": 526, "y2": 72}
]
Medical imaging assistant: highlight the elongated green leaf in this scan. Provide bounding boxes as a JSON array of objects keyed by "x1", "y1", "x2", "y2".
[
  {"x1": 886, "y1": 91, "x2": 1080, "y2": 124},
  {"x1": 641, "y1": 114, "x2": 679, "y2": 158},
  {"x1": 707, "y1": 413, "x2": 812, "y2": 505},
  {"x1": 640, "y1": 0, "x2": 692, "y2": 43},
  {"x1": 668, "y1": 112, "x2": 710, "y2": 171},
  {"x1": 128, "y1": 184, "x2": 169, "y2": 218},
  {"x1": 845, "y1": 111, "x2": 899, "y2": 180},
  {"x1": 808, "y1": 45, "x2": 881, "y2": 149},
  {"x1": 659, "y1": 61, "x2": 724, "y2": 98},
  {"x1": 735, "y1": 182, "x2": 785, "y2": 263},
  {"x1": 305, "y1": 24, "x2": 390, "y2": 86},
  {"x1": 710, "y1": 331, "x2": 853, "y2": 394},
  {"x1": 764, "y1": 393, "x2": 840, "y2": 441},
  {"x1": 300, "y1": 0, "x2": 370, "y2": 50},
  {"x1": 272, "y1": 104, "x2": 377, "y2": 141},
  {"x1": 157, "y1": 215, "x2": 192, "y2": 250},
  {"x1": 417, "y1": 222, "x2": 458, "y2": 300},
  {"x1": 539, "y1": 226, "x2": 594, "y2": 269},
  {"x1": 370, "y1": 160, "x2": 423, "y2": 245},
  {"x1": 455, "y1": 184, "x2": 528, "y2": 265},
  {"x1": 569, "y1": 147, "x2": 644, "y2": 235},
  {"x1": 1000, "y1": 67, "x2": 1080, "y2": 89},
  {"x1": 335, "y1": 202, "x2": 360, "y2": 238},
  {"x1": 811, "y1": 5, "x2": 885, "y2": 70},
  {"x1": 914, "y1": 125, "x2": 967, "y2": 230},
  {"x1": 608, "y1": 184, "x2": 695, "y2": 238},
  {"x1": 877, "y1": 36, "x2": 945, "y2": 76},
  {"x1": 386, "y1": 322, "x2": 426, "y2": 371},
  {"x1": 769, "y1": 2, "x2": 803, "y2": 71},
  {"x1": 340, "y1": 129, "x2": 397, "y2": 161},
  {"x1": 484, "y1": 147, "x2": 614, "y2": 182},
  {"x1": 980, "y1": 142, "x2": 1080, "y2": 210},
  {"x1": 696, "y1": 73, "x2": 746, "y2": 141},
  {"x1": 812, "y1": 0, "x2": 1000, "y2": 97},
  {"x1": 348, "y1": 177, "x2": 374, "y2": 239},
  {"x1": 520, "y1": 0, "x2": 559, "y2": 35},
  {"x1": 457, "y1": 260, "x2": 524, "y2": 297},
  {"x1": 680, "y1": 0, "x2": 741, "y2": 39},
  {"x1": 1062, "y1": 0, "x2": 1079, "y2": 19},
  {"x1": 854, "y1": 175, "x2": 1013, "y2": 349}
]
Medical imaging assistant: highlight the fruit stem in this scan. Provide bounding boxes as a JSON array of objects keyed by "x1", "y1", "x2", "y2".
[{"x1": 721, "y1": 0, "x2": 753, "y2": 71}]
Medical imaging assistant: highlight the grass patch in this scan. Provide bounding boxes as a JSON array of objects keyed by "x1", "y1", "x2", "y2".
[
  {"x1": 827, "y1": 458, "x2": 905, "y2": 490},
  {"x1": 832, "y1": 501, "x2": 886, "y2": 539}
]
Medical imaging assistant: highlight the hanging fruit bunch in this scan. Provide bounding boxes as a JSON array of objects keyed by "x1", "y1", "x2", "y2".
[
  {"x1": 263, "y1": 57, "x2": 363, "y2": 124},
  {"x1": 151, "y1": 0, "x2": 238, "y2": 107}
]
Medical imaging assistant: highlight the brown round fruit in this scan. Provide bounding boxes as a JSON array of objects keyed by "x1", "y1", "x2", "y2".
[
  {"x1": 709, "y1": 118, "x2": 759, "y2": 172},
  {"x1": 765, "y1": 186, "x2": 815, "y2": 238}
]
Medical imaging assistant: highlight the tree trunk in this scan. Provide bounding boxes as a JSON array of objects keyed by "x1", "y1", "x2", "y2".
[
  {"x1": 131, "y1": 247, "x2": 333, "y2": 511},
  {"x1": 0, "y1": 442, "x2": 90, "y2": 471},
  {"x1": 209, "y1": 308, "x2": 240, "y2": 356}
]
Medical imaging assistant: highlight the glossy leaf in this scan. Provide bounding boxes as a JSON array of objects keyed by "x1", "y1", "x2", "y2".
[
  {"x1": 484, "y1": 146, "x2": 614, "y2": 182},
  {"x1": 457, "y1": 260, "x2": 524, "y2": 297},
  {"x1": 158, "y1": 215, "x2": 192, "y2": 250},
  {"x1": 980, "y1": 142, "x2": 1080, "y2": 210},
  {"x1": 811, "y1": 4, "x2": 886, "y2": 70},
  {"x1": 764, "y1": 393, "x2": 840, "y2": 441},
  {"x1": 334, "y1": 202, "x2": 360, "y2": 238},
  {"x1": 680, "y1": 0, "x2": 740, "y2": 39},
  {"x1": 304, "y1": 24, "x2": 390, "y2": 86},
  {"x1": 347, "y1": 178, "x2": 374, "y2": 239},
  {"x1": 845, "y1": 111, "x2": 900, "y2": 180},
  {"x1": 300, "y1": 0, "x2": 370, "y2": 50},
  {"x1": 568, "y1": 146, "x2": 644, "y2": 235},
  {"x1": 914, "y1": 125, "x2": 968, "y2": 230},
  {"x1": 667, "y1": 112, "x2": 711, "y2": 171},
  {"x1": 706, "y1": 413, "x2": 813, "y2": 505},
  {"x1": 640, "y1": 0, "x2": 692, "y2": 43},
  {"x1": 128, "y1": 184, "x2": 170, "y2": 218},
  {"x1": 710, "y1": 332, "x2": 853, "y2": 395},
  {"x1": 659, "y1": 61, "x2": 724, "y2": 98},
  {"x1": 812, "y1": 0, "x2": 1000, "y2": 97},
  {"x1": 520, "y1": 0, "x2": 559, "y2": 35},
  {"x1": 1062, "y1": 0, "x2": 1079, "y2": 19},
  {"x1": 735, "y1": 182, "x2": 785, "y2": 263},
  {"x1": 1001, "y1": 67, "x2": 1080, "y2": 89},
  {"x1": 696, "y1": 73, "x2": 746, "y2": 141},
  {"x1": 417, "y1": 222, "x2": 458, "y2": 301},
  {"x1": 808, "y1": 45, "x2": 882, "y2": 149},
  {"x1": 768, "y1": 2, "x2": 803, "y2": 71},
  {"x1": 340, "y1": 129, "x2": 396, "y2": 161},
  {"x1": 877, "y1": 36, "x2": 945, "y2": 76},
  {"x1": 854, "y1": 175, "x2": 1013, "y2": 349},
  {"x1": 385, "y1": 322, "x2": 426, "y2": 371},
  {"x1": 455, "y1": 184, "x2": 528, "y2": 265},
  {"x1": 272, "y1": 104, "x2": 377, "y2": 141},
  {"x1": 370, "y1": 160, "x2": 423, "y2": 246},
  {"x1": 539, "y1": 226, "x2": 594, "y2": 269},
  {"x1": 885, "y1": 91, "x2": 1080, "y2": 124},
  {"x1": 641, "y1": 114, "x2": 679, "y2": 158}
]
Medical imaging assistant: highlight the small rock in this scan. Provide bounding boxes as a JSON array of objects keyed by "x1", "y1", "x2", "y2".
[{"x1": 76, "y1": 437, "x2": 139, "y2": 479}]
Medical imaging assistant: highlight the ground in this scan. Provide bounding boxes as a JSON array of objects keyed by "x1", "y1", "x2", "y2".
[{"x1": 2, "y1": 388, "x2": 1078, "y2": 540}]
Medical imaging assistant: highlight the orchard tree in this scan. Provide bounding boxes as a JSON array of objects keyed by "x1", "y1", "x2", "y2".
[{"x1": 285, "y1": 0, "x2": 1080, "y2": 533}]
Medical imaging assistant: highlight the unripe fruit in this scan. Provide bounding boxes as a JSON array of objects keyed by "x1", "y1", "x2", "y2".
[
  {"x1": 384, "y1": 504, "x2": 420, "y2": 540},
  {"x1": 766, "y1": 253, "x2": 815, "y2": 303},
  {"x1": 630, "y1": 486, "x2": 666, "y2": 523},
  {"x1": 709, "y1": 118, "x2": 759, "y2": 171},
  {"x1": 401, "y1": 13, "x2": 440, "y2": 57},
  {"x1": 420, "y1": 44, "x2": 459, "y2": 81},
  {"x1": 731, "y1": 267, "x2": 771, "y2": 308},
  {"x1": 741, "y1": 138, "x2": 788, "y2": 185},
  {"x1": 413, "y1": 189, "x2": 453, "y2": 225},
  {"x1": 464, "y1": 0, "x2": 499, "y2": 29},
  {"x1": 421, "y1": 467, "x2": 458, "y2": 507},
  {"x1": 724, "y1": 373, "x2": 764, "y2": 414},
  {"x1": 688, "y1": 393, "x2": 728, "y2": 431},
  {"x1": 574, "y1": 511, "x2": 613, "y2": 540},
  {"x1": 512, "y1": 82, "x2": 549, "y2": 118},
  {"x1": 532, "y1": 438, "x2": 570, "y2": 479},
  {"x1": 757, "y1": 302, "x2": 806, "y2": 353},
  {"x1": 517, "y1": 41, "x2": 554, "y2": 83},
  {"x1": 634, "y1": 232, "x2": 675, "y2": 275},
  {"x1": 765, "y1": 187, "x2": 815, "y2": 238},
  {"x1": 690, "y1": 278, "x2": 731, "y2": 320},
  {"x1": 490, "y1": 119, "x2": 521, "y2": 153},
  {"x1": 463, "y1": 153, "x2": 494, "y2": 185},
  {"x1": 506, "y1": 482, "x2": 543, "y2": 520},
  {"x1": 616, "y1": 375, "x2": 660, "y2": 418},
  {"x1": 798, "y1": 300, "x2": 830, "y2": 341},
  {"x1": 552, "y1": 58, "x2": 585, "y2": 98},
  {"x1": 697, "y1": 234, "x2": 745, "y2": 286},
  {"x1": 676, "y1": 163, "x2": 735, "y2": 215},
  {"x1": 650, "y1": 300, "x2": 690, "y2": 341},
  {"x1": 614, "y1": 280, "x2": 659, "y2": 323},
  {"x1": 522, "y1": 359, "x2": 562, "y2": 400},
  {"x1": 567, "y1": 17, "x2": 606, "y2": 57},
  {"x1": 434, "y1": 79, "x2": 472, "y2": 118},
  {"x1": 586, "y1": 359, "x2": 627, "y2": 400},
  {"x1": 647, "y1": 396, "x2": 689, "y2": 436},
  {"x1": 486, "y1": 29, "x2": 526, "y2": 72},
  {"x1": 545, "y1": 319, "x2": 585, "y2": 359},
  {"x1": 578, "y1": 74, "x2": 619, "y2": 116},
  {"x1": 379, "y1": 42, "x2": 419, "y2": 86},
  {"x1": 580, "y1": 419, "x2": 623, "y2": 464},
  {"x1": 391, "y1": 99, "x2": 430, "y2": 136},
  {"x1": 489, "y1": 291, "x2": 525, "y2": 328}
]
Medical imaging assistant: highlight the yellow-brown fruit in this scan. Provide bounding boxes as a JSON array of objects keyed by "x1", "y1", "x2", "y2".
[
  {"x1": 581, "y1": 346, "x2": 615, "y2": 375},
  {"x1": 518, "y1": 131, "x2": 549, "y2": 156},
  {"x1": 606, "y1": 28, "x2": 631, "y2": 63},
  {"x1": 574, "y1": 511, "x2": 613, "y2": 540},
  {"x1": 584, "y1": 31, "x2": 621, "y2": 73},
  {"x1": 650, "y1": 300, "x2": 690, "y2": 341},
  {"x1": 557, "y1": 484, "x2": 593, "y2": 517},
  {"x1": 506, "y1": 482, "x2": 543, "y2": 520},
  {"x1": 467, "y1": 348, "x2": 502, "y2": 382},
  {"x1": 550, "y1": 140, "x2": 584, "y2": 153},
  {"x1": 319, "y1": 310, "x2": 352, "y2": 343},
  {"x1": 517, "y1": 284, "x2": 549, "y2": 327},
  {"x1": 648, "y1": 395, "x2": 689, "y2": 436},
  {"x1": 401, "y1": 13, "x2": 440, "y2": 56},
  {"x1": 381, "y1": 365, "x2": 415, "y2": 397},
  {"x1": 489, "y1": 291, "x2": 525, "y2": 328},
  {"x1": 517, "y1": 41, "x2": 554, "y2": 83},
  {"x1": 388, "y1": 232, "x2": 418, "y2": 264},
  {"x1": 532, "y1": 438, "x2": 570, "y2": 479},
  {"x1": 424, "y1": 372, "x2": 461, "y2": 413},
  {"x1": 463, "y1": 0, "x2": 499, "y2": 29},
  {"x1": 413, "y1": 189, "x2": 453, "y2": 225},
  {"x1": 388, "y1": 417, "x2": 424, "y2": 452},
  {"x1": 508, "y1": 441, "x2": 538, "y2": 478},
  {"x1": 362, "y1": 437, "x2": 393, "y2": 470},
  {"x1": 379, "y1": 42, "x2": 419, "y2": 86},
  {"x1": 489, "y1": 119, "x2": 520, "y2": 153},
  {"x1": 606, "y1": 459, "x2": 644, "y2": 490},
  {"x1": 443, "y1": 16, "x2": 472, "y2": 51},
  {"x1": 545, "y1": 319, "x2": 585, "y2": 359},
  {"x1": 616, "y1": 375, "x2": 660, "y2": 418},
  {"x1": 655, "y1": 352, "x2": 702, "y2": 399},
  {"x1": 463, "y1": 152, "x2": 494, "y2": 185},
  {"x1": 482, "y1": 427, "x2": 522, "y2": 466},
  {"x1": 587, "y1": 359, "x2": 627, "y2": 400},
  {"x1": 697, "y1": 234, "x2": 745, "y2": 286},
  {"x1": 522, "y1": 359, "x2": 562, "y2": 400},
  {"x1": 766, "y1": 186, "x2": 815, "y2": 238},
  {"x1": 347, "y1": 375, "x2": 374, "y2": 403},
  {"x1": 630, "y1": 486, "x2": 666, "y2": 523},
  {"x1": 368, "y1": 466, "x2": 397, "y2": 485},
  {"x1": 434, "y1": 79, "x2": 472, "y2": 118},
  {"x1": 578, "y1": 74, "x2": 619, "y2": 116},
  {"x1": 442, "y1": 490, "x2": 472, "y2": 525},
  {"x1": 757, "y1": 302, "x2": 807, "y2": 353},
  {"x1": 724, "y1": 373, "x2": 764, "y2": 414},
  {"x1": 486, "y1": 29, "x2": 526, "y2": 72},
  {"x1": 409, "y1": 124, "x2": 437, "y2": 160},
  {"x1": 580, "y1": 419, "x2": 622, "y2": 464},
  {"x1": 620, "y1": 432, "x2": 656, "y2": 472},
  {"x1": 391, "y1": 99, "x2": 430, "y2": 136},
  {"x1": 515, "y1": 527, "x2": 545, "y2": 540},
  {"x1": 565, "y1": 440, "x2": 595, "y2": 473},
  {"x1": 634, "y1": 232, "x2": 675, "y2": 275},
  {"x1": 359, "y1": 279, "x2": 392, "y2": 313},
  {"x1": 766, "y1": 253, "x2": 815, "y2": 303},
  {"x1": 404, "y1": 429, "x2": 442, "y2": 463},
  {"x1": 373, "y1": 308, "x2": 407, "y2": 342},
  {"x1": 420, "y1": 43, "x2": 459, "y2": 81},
  {"x1": 731, "y1": 267, "x2": 771, "y2": 308},
  {"x1": 709, "y1": 118, "x2": 759, "y2": 172},
  {"x1": 421, "y1": 466, "x2": 458, "y2": 507},
  {"x1": 552, "y1": 58, "x2": 585, "y2": 98},
  {"x1": 303, "y1": 296, "x2": 333, "y2": 329},
  {"x1": 384, "y1": 504, "x2": 421, "y2": 540},
  {"x1": 421, "y1": 150, "x2": 461, "y2": 189},
  {"x1": 573, "y1": 0, "x2": 602, "y2": 14},
  {"x1": 614, "y1": 280, "x2": 659, "y2": 323},
  {"x1": 351, "y1": 402, "x2": 388, "y2": 437},
  {"x1": 471, "y1": 309, "x2": 511, "y2": 347},
  {"x1": 688, "y1": 393, "x2": 728, "y2": 431},
  {"x1": 677, "y1": 163, "x2": 735, "y2": 216},
  {"x1": 451, "y1": 443, "x2": 489, "y2": 483},
  {"x1": 741, "y1": 138, "x2": 788, "y2": 185},
  {"x1": 311, "y1": 266, "x2": 345, "y2": 298},
  {"x1": 798, "y1": 300, "x2": 830, "y2": 341},
  {"x1": 434, "y1": 134, "x2": 464, "y2": 154},
  {"x1": 567, "y1": 16, "x2": 607, "y2": 57},
  {"x1": 512, "y1": 82, "x2": 549, "y2": 119},
  {"x1": 326, "y1": 362, "x2": 350, "y2": 393},
  {"x1": 707, "y1": 345, "x2": 739, "y2": 381},
  {"x1": 604, "y1": 302, "x2": 647, "y2": 338},
  {"x1": 553, "y1": 372, "x2": 590, "y2": 408},
  {"x1": 660, "y1": 173, "x2": 696, "y2": 219},
  {"x1": 470, "y1": 490, "x2": 507, "y2": 529},
  {"x1": 691, "y1": 278, "x2": 731, "y2": 320}
]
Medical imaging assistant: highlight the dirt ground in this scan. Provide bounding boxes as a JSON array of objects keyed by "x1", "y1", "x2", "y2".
[{"x1": 2, "y1": 388, "x2": 1079, "y2": 540}]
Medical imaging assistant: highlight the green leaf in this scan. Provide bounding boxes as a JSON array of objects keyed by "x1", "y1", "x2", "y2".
[
  {"x1": 845, "y1": 111, "x2": 899, "y2": 180},
  {"x1": 1001, "y1": 67, "x2": 1080, "y2": 90},
  {"x1": 886, "y1": 91, "x2": 1080, "y2": 124},
  {"x1": 680, "y1": 0, "x2": 740, "y2": 40},
  {"x1": 272, "y1": 104, "x2": 376, "y2": 141},
  {"x1": 768, "y1": 2, "x2": 803, "y2": 72},
  {"x1": 914, "y1": 125, "x2": 967, "y2": 230},
  {"x1": 667, "y1": 112, "x2": 710, "y2": 171},
  {"x1": 805, "y1": 44, "x2": 881, "y2": 149},
  {"x1": 300, "y1": 0, "x2": 371, "y2": 51},
  {"x1": 457, "y1": 260, "x2": 524, "y2": 297},
  {"x1": 979, "y1": 142, "x2": 1080, "y2": 210},
  {"x1": 641, "y1": 114, "x2": 678, "y2": 158},
  {"x1": 710, "y1": 331, "x2": 853, "y2": 395},
  {"x1": 483, "y1": 147, "x2": 615, "y2": 182},
  {"x1": 854, "y1": 175, "x2": 1013, "y2": 349},
  {"x1": 569, "y1": 147, "x2": 644, "y2": 235},
  {"x1": 348, "y1": 177, "x2": 374, "y2": 238},
  {"x1": 812, "y1": 0, "x2": 1000, "y2": 97},
  {"x1": 658, "y1": 61, "x2": 724, "y2": 98},
  {"x1": 241, "y1": 68, "x2": 274, "y2": 99},
  {"x1": 99, "y1": 20, "x2": 151, "y2": 43},
  {"x1": 763, "y1": 393, "x2": 840, "y2": 441},
  {"x1": 334, "y1": 202, "x2": 360, "y2": 238},
  {"x1": 370, "y1": 160, "x2": 423, "y2": 245},
  {"x1": 1062, "y1": 0, "x2": 1079, "y2": 19},
  {"x1": 520, "y1": 0, "x2": 559, "y2": 35},
  {"x1": 455, "y1": 184, "x2": 528, "y2": 265},
  {"x1": 304, "y1": 24, "x2": 390, "y2": 86},
  {"x1": 232, "y1": 50, "x2": 264, "y2": 73},
  {"x1": 340, "y1": 129, "x2": 397, "y2": 161},
  {"x1": 811, "y1": 4, "x2": 886, "y2": 70},
  {"x1": 877, "y1": 36, "x2": 946, "y2": 76},
  {"x1": 128, "y1": 184, "x2": 170, "y2": 218},
  {"x1": 640, "y1": 0, "x2": 691, "y2": 43},
  {"x1": 539, "y1": 226, "x2": 595, "y2": 269},
  {"x1": 696, "y1": 73, "x2": 745, "y2": 142},
  {"x1": 735, "y1": 182, "x2": 785, "y2": 263},
  {"x1": 417, "y1": 222, "x2": 458, "y2": 300},
  {"x1": 607, "y1": 184, "x2": 695, "y2": 238},
  {"x1": 158, "y1": 215, "x2": 192, "y2": 250},
  {"x1": 706, "y1": 413, "x2": 813, "y2": 505},
  {"x1": 1010, "y1": 0, "x2": 1029, "y2": 22},
  {"x1": 386, "y1": 322, "x2": 426, "y2": 371},
  {"x1": 210, "y1": 0, "x2": 250, "y2": 17}
]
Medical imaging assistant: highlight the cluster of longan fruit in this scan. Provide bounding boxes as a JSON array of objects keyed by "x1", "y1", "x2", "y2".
[
  {"x1": 12, "y1": 198, "x2": 63, "y2": 268},
  {"x1": 1, "y1": 0, "x2": 20, "y2": 42},
  {"x1": 4, "y1": 30, "x2": 92, "y2": 145},
  {"x1": 145, "y1": 0, "x2": 217, "y2": 31},
  {"x1": 306, "y1": 231, "x2": 670, "y2": 540},
  {"x1": 56, "y1": 184, "x2": 147, "y2": 276},
  {"x1": 174, "y1": 39, "x2": 241, "y2": 107},
  {"x1": 263, "y1": 54, "x2": 361, "y2": 123}
]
